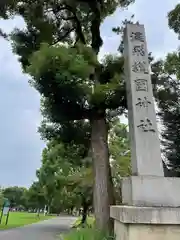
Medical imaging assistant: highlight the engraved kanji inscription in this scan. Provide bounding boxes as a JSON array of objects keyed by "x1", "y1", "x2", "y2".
[
  {"x1": 130, "y1": 31, "x2": 144, "y2": 42},
  {"x1": 132, "y1": 61, "x2": 149, "y2": 74},
  {"x1": 134, "y1": 79, "x2": 148, "y2": 92},
  {"x1": 137, "y1": 118, "x2": 155, "y2": 132},
  {"x1": 136, "y1": 97, "x2": 151, "y2": 108},
  {"x1": 132, "y1": 44, "x2": 145, "y2": 56}
]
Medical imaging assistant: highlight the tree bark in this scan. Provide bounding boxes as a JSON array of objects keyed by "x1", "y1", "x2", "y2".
[
  {"x1": 81, "y1": 200, "x2": 88, "y2": 226},
  {"x1": 91, "y1": 117, "x2": 115, "y2": 232},
  {"x1": 48, "y1": 205, "x2": 50, "y2": 214},
  {"x1": 70, "y1": 206, "x2": 74, "y2": 215}
]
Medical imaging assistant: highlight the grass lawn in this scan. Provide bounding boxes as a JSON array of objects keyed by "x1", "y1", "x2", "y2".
[
  {"x1": 61, "y1": 216, "x2": 97, "y2": 240},
  {"x1": 63, "y1": 227, "x2": 114, "y2": 240},
  {"x1": 0, "y1": 211, "x2": 54, "y2": 230},
  {"x1": 72, "y1": 216, "x2": 95, "y2": 228},
  {"x1": 62, "y1": 216, "x2": 115, "y2": 240}
]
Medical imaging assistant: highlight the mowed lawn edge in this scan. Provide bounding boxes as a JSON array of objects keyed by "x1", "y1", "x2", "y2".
[
  {"x1": 0, "y1": 212, "x2": 55, "y2": 230},
  {"x1": 60, "y1": 216, "x2": 95, "y2": 240}
]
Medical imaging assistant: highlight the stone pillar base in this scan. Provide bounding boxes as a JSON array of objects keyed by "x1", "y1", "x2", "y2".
[
  {"x1": 122, "y1": 176, "x2": 180, "y2": 207},
  {"x1": 110, "y1": 205, "x2": 180, "y2": 240}
]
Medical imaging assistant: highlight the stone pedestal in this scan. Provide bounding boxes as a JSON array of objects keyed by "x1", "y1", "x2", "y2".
[
  {"x1": 122, "y1": 176, "x2": 180, "y2": 207},
  {"x1": 110, "y1": 206, "x2": 180, "y2": 240}
]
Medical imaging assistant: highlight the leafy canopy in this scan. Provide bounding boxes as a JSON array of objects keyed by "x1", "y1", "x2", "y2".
[
  {"x1": 8, "y1": 0, "x2": 133, "y2": 127},
  {"x1": 168, "y1": 4, "x2": 180, "y2": 39}
]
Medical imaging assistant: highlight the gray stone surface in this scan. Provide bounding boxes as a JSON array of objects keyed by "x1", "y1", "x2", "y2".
[
  {"x1": 122, "y1": 176, "x2": 180, "y2": 207},
  {"x1": 0, "y1": 216, "x2": 76, "y2": 240},
  {"x1": 124, "y1": 23, "x2": 163, "y2": 176},
  {"x1": 110, "y1": 205, "x2": 180, "y2": 224},
  {"x1": 113, "y1": 218, "x2": 180, "y2": 240}
]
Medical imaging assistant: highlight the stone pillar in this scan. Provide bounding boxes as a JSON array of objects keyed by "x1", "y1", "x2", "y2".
[
  {"x1": 123, "y1": 23, "x2": 163, "y2": 177},
  {"x1": 110, "y1": 23, "x2": 180, "y2": 240}
]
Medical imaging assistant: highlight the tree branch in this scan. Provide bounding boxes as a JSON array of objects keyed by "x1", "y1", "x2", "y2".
[
  {"x1": 52, "y1": 3, "x2": 86, "y2": 45},
  {"x1": 89, "y1": 1, "x2": 103, "y2": 54},
  {"x1": 53, "y1": 27, "x2": 75, "y2": 45}
]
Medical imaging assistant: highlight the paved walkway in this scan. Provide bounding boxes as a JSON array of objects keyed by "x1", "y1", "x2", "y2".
[{"x1": 0, "y1": 216, "x2": 76, "y2": 240}]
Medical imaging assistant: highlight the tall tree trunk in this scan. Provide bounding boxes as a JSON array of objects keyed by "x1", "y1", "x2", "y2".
[
  {"x1": 70, "y1": 206, "x2": 74, "y2": 215},
  {"x1": 81, "y1": 200, "x2": 88, "y2": 226},
  {"x1": 91, "y1": 117, "x2": 115, "y2": 232},
  {"x1": 48, "y1": 200, "x2": 51, "y2": 214},
  {"x1": 48, "y1": 205, "x2": 50, "y2": 214}
]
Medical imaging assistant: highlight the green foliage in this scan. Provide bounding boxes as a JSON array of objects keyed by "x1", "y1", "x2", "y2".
[
  {"x1": 28, "y1": 43, "x2": 97, "y2": 81},
  {"x1": 109, "y1": 118, "x2": 131, "y2": 203},
  {"x1": 27, "y1": 182, "x2": 46, "y2": 209},
  {"x1": 7, "y1": 0, "x2": 131, "y2": 126},
  {"x1": 3, "y1": 186, "x2": 27, "y2": 208},
  {"x1": 0, "y1": 187, "x2": 4, "y2": 209},
  {"x1": 39, "y1": 120, "x2": 91, "y2": 155},
  {"x1": 8, "y1": 0, "x2": 135, "y2": 70},
  {"x1": 63, "y1": 227, "x2": 114, "y2": 240},
  {"x1": 26, "y1": 43, "x2": 126, "y2": 125},
  {"x1": 164, "y1": 52, "x2": 180, "y2": 78},
  {"x1": 168, "y1": 4, "x2": 180, "y2": 39},
  {"x1": 35, "y1": 138, "x2": 92, "y2": 214},
  {"x1": 109, "y1": 118, "x2": 131, "y2": 178},
  {"x1": 27, "y1": 43, "x2": 97, "y2": 121},
  {"x1": 73, "y1": 216, "x2": 95, "y2": 228},
  {"x1": 0, "y1": 0, "x2": 17, "y2": 18},
  {"x1": 151, "y1": 50, "x2": 180, "y2": 174}
]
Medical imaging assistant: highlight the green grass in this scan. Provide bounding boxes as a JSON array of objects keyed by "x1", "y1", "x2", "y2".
[
  {"x1": 62, "y1": 227, "x2": 115, "y2": 240},
  {"x1": 0, "y1": 212, "x2": 54, "y2": 230},
  {"x1": 62, "y1": 217, "x2": 114, "y2": 240},
  {"x1": 72, "y1": 216, "x2": 95, "y2": 228}
]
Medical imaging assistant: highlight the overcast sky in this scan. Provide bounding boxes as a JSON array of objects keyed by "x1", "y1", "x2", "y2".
[{"x1": 0, "y1": 0, "x2": 179, "y2": 187}]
